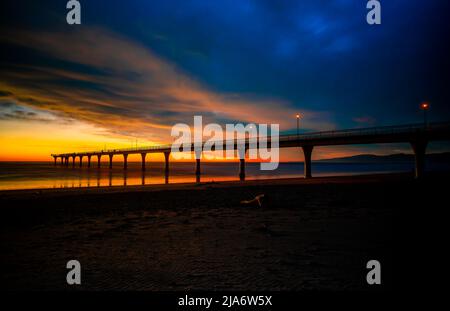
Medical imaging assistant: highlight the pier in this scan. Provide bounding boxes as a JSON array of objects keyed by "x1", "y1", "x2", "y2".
[{"x1": 52, "y1": 122, "x2": 450, "y2": 180}]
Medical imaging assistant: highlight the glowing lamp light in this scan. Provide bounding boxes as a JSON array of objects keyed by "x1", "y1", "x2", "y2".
[{"x1": 420, "y1": 102, "x2": 430, "y2": 110}]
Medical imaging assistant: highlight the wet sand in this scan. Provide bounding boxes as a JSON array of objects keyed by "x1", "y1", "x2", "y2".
[{"x1": 0, "y1": 173, "x2": 443, "y2": 290}]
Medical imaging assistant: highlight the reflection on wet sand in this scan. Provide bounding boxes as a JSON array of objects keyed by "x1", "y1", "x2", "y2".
[
  {"x1": 64, "y1": 167, "x2": 176, "y2": 187},
  {"x1": 4, "y1": 161, "x2": 404, "y2": 191}
]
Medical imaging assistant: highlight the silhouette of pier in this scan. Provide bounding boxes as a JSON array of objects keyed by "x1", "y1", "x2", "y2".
[{"x1": 52, "y1": 122, "x2": 450, "y2": 180}]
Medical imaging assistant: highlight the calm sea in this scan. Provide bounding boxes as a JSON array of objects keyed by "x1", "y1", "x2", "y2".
[{"x1": 0, "y1": 160, "x2": 449, "y2": 191}]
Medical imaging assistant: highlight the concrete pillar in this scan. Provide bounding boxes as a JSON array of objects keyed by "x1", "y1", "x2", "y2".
[
  {"x1": 164, "y1": 152, "x2": 170, "y2": 176},
  {"x1": 72, "y1": 156, "x2": 75, "y2": 168},
  {"x1": 195, "y1": 159, "x2": 201, "y2": 176},
  {"x1": 123, "y1": 154, "x2": 128, "y2": 170},
  {"x1": 65, "y1": 157, "x2": 69, "y2": 166},
  {"x1": 109, "y1": 154, "x2": 113, "y2": 169},
  {"x1": 194, "y1": 149, "x2": 201, "y2": 178},
  {"x1": 79, "y1": 156, "x2": 83, "y2": 167},
  {"x1": 238, "y1": 147, "x2": 247, "y2": 181},
  {"x1": 411, "y1": 139, "x2": 428, "y2": 179},
  {"x1": 53, "y1": 156, "x2": 57, "y2": 165},
  {"x1": 87, "y1": 155, "x2": 91, "y2": 168},
  {"x1": 60, "y1": 157, "x2": 64, "y2": 165},
  {"x1": 97, "y1": 155, "x2": 102, "y2": 168},
  {"x1": 302, "y1": 145, "x2": 314, "y2": 179},
  {"x1": 141, "y1": 153, "x2": 146, "y2": 171},
  {"x1": 239, "y1": 158, "x2": 246, "y2": 181}
]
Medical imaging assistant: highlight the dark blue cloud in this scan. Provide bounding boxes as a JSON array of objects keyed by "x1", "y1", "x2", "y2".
[{"x1": 1, "y1": 0, "x2": 449, "y2": 130}]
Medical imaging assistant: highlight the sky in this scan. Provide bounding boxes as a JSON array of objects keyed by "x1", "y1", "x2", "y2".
[{"x1": 0, "y1": 0, "x2": 449, "y2": 161}]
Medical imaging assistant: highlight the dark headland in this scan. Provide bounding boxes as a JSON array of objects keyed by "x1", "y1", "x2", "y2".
[
  {"x1": 317, "y1": 151, "x2": 450, "y2": 163},
  {"x1": 0, "y1": 172, "x2": 447, "y2": 290}
]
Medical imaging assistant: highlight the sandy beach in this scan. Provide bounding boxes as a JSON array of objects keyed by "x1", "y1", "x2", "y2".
[{"x1": 1, "y1": 172, "x2": 445, "y2": 291}]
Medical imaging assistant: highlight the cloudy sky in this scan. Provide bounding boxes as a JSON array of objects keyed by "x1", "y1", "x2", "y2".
[{"x1": 0, "y1": 0, "x2": 449, "y2": 160}]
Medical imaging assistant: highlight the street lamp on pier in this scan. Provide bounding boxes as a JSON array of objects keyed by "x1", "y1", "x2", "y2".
[{"x1": 420, "y1": 102, "x2": 430, "y2": 128}]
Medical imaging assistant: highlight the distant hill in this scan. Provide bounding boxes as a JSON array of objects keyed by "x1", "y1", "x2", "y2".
[{"x1": 318, "y1": 152, "x2": 450, "y2": 163}]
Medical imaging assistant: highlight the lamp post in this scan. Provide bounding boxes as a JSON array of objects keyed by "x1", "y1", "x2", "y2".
[
  {"x1": 420, "y1": 102, "x2": 430, "y2": 128},
  {"x1": 296, "y1": 114, "x2": 300, "y2": 137}
]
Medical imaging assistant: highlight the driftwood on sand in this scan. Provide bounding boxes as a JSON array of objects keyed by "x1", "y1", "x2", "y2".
[{"x1": 240, "y1": 194, "x2": 265, "y2": 207}]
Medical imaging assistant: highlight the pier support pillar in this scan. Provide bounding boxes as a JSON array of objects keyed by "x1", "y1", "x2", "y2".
[
  {"x1": 79, "y1": 156, "x2": 83, "y2": 167},
  {"x1": 87, "y1": 155, "x2": 91, "y2": 168},
  {"x1": 164, "y1": 152, "x2": 170, "y2": 178},
  {"x1": 238, "y1": 147, "x2": 247, "y2": 181},
  {"x1": 195, "y1": 159, "x2": 201, "y2": 177},
  {"x1": 65, "y1": 157, "x2": 69, "y2": 166},
  {"x1": 411, "y1": 139, "x2": 428, "y2": 179},
  {"x1": 194, "y1": 149, "x2": 202, "y2": 181},
  {"x1": 123, "y1": 154, "x2": 128, "y2": 170},
  {"x1": 194, "y1": 147, "x2": 202, "y2": 178},
  {"x1": 239, "y1": 159, "x2": 246, "y2": 181},
  {"x1": 60, "y1": 157, "x2": 64, "y2": 165},
  {"x1": 72, "y1": 156, "x2": 75, "y2": 168},
  {"x1": 141, "y1": 153, "x2": 146, "y2": 171},
  {"x1": 109, "y1": 154, "x2": 113, "y2": 169},
  {"x1": 97, "y1": 155, "x2": 101, "y2": 168},
  {"x1": 302, "y1": 145, "x2": 314, "y2": 179},
  {"x1": 53, "y1": 156, "x2": 57, "y2": 165}
]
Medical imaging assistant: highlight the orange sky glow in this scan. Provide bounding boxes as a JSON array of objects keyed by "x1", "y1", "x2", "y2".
[{"x1": 0, "y1": 28, "x2": 419, "y2": 162}]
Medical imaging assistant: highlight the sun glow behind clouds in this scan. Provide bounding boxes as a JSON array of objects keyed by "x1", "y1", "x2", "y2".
[
  {"x1": 0, "y1": 27, "x2": 334, "y2": 161},
  {"x1": 0, "y1": 118, "x2": 153, "y2": 161}
]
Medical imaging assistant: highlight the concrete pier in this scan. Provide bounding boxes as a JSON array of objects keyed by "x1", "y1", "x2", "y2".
[
  {"x1": 123, "y1": 154, "x2": 128, "y2": 170},
  {"x1": 239, "y1": 159, "x2": 246, "y2": 181},
  {"x1": 164, "y1": 152, "x2": 170, "y2": 178},
  {"x1": 50, "y1": 122, "x2": 450, "y2": 183},
  {"x1": 109, "y1": 154, "x2": 113, "y2": 169},
  {"x1": 411, "y1": 139, "x2": 428, "y2": 179},
  {"x1": 195, "y1": 159, "x2": 201, "y2": 177},
  {"x1": 194, "y1": 149, "x2": 201, "y2": 178},
  {"x1": 141, "y1": 153, "x2": 146, "y2": 171},
  {"x1": 302, "y1": 145, "x2": 313, "y2": 179}
]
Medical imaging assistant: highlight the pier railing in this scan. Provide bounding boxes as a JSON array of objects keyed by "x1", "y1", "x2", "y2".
[{"x1": 279, "y1": 121, "x2": 449, "y2": 142}]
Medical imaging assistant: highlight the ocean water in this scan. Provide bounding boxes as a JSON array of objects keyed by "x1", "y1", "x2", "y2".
[{"x1": 0, "y1": 160, "x2": 449, "y2": 191}]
